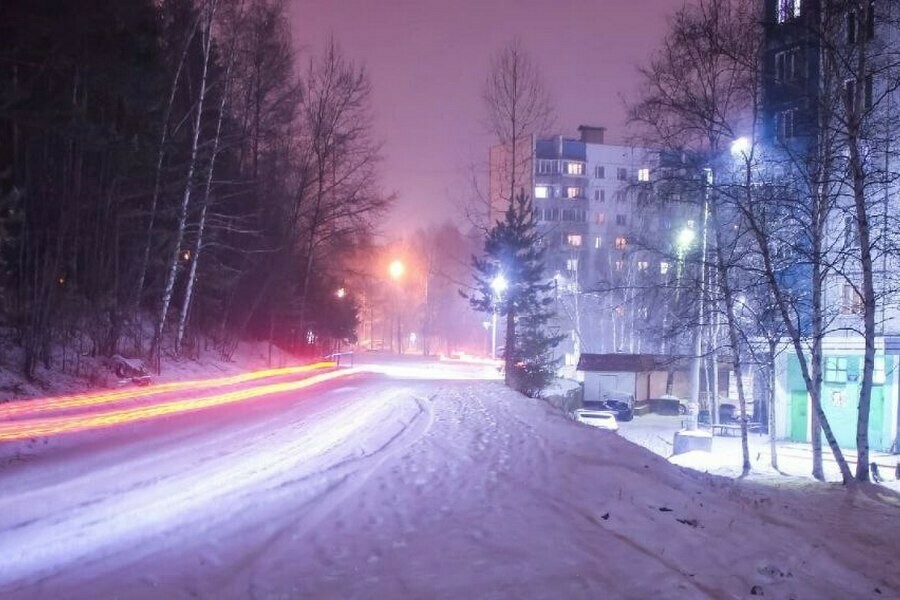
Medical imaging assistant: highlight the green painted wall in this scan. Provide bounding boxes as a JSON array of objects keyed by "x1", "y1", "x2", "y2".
[{"x1": 785, "y1": 352, "x2": 893, "y2": 452}]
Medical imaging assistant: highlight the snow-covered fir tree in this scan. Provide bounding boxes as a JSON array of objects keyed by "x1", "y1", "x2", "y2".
[{"x1": 471, "y1": 192, "x2": 563, "y2": 397}]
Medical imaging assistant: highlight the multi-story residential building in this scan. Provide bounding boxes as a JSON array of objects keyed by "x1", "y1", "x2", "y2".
[
  {"x1": 489, "y1": 126, "x2": 696, "y2": 375},
  {"x1": 762, "y1": 0, "x2": 900, "y2": 453}
]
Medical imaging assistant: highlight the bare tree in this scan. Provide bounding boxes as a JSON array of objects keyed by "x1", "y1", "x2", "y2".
[
  {"x1": 295, "y1": 40, "x2": 390, "y2": 338},
  {"x1": 631, "y1": 0, "x2": 760, "y2": 471},
  {"x1": 482, "y1": 40, "x2": 554, "y2": 224},
  {"x1": 833, "y1": 0, "x2": 900, "y2": 481},
  {"x1": 134, "y1": 6, "x2": 200, "y2": 314},
  {"x1": 151, "y1": 0, "x2": 218, "y2": 364},
  {"x1": 174, "y1": 0, "x2": 245, "y2": 355}
]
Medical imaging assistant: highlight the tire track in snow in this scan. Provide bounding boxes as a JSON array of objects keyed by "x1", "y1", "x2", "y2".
[{"x1": 210, "y1": 392, "x2": 435, "y2": 596}]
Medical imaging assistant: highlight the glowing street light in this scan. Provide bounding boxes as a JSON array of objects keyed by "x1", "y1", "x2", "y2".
[
  {"x1": 335, "y1": 287, "x2": 346, "y2": 299},
  {"x1": 677, "y1": 227, "x2": 696, "y2": 252},
  {"x1": 491, "y1": 274, "x2": 508, "y2": 295},
  {"x1": 388, "y1": 259, "x2": 405, "y2": 281},
  {"x1": 730, "y1": 136, "x2": 751, "y2": 157}
]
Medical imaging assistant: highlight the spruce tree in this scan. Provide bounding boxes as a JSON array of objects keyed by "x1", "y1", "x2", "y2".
[{"x1": 471, "y1": 192, "x2": 563, "y2": 397}]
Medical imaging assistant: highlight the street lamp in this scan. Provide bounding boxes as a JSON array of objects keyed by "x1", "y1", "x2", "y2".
[
  {"x1": 491, "y1": 274, "x2": 508, "y2": 295},
  {"x1": 730, "y1": 136, "x2": 751, "y2": 157},
  {"x1": 388, "y1": 259, "x2": 405, "y2": 281},
  {"x1": 676, "y1": 227, "x2": 696, "y2": 253},
  {"x1": 490, "y1": 274, "x2": 508, "y2": 360},
  {"x1": 388, "y1": 259, "x2": 406, "y2": 353},
  {"x1": 335, "y1": 287, "x2": 346, "y2": 299}
]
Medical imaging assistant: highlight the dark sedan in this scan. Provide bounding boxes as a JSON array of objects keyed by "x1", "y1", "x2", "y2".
[{"x1": 583, "y1": 399, "x2": 634, "y2": 422}]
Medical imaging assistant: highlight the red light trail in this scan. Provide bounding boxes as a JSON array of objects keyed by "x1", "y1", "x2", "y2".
[{"x1": 0, "y1": 362, "x2": 336, "y2": 420}]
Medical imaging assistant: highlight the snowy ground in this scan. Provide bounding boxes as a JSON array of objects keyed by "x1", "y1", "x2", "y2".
[
  {"x1": 0, "y1": 360, "x2": 898, "y2": 598},
  {"x1": 619, "y1": 414, "x2": 900, "y2": 492}
]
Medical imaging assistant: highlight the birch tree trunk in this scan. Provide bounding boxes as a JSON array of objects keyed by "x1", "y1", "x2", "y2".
[
  {"x1": 710, "y1": 203, "x2": 751, "y2": 476},
  {"x1": 768, "y1": 341, "x2": 779, "y2": 471},
  {"x1": 151, "y1": 0, "x2": 217, "y2": 365},
  {"x1": 745, "y1": 208, "x2": 853, "y2": 483},
  {"x1": 134, "y1": 18, "x2": 199, "y2": 313},
  {"x1": 175, "y1": 10, "x2": 239, "y2": 355},
  {"x1": 848, "y1": 0, "x2": 876, "y2": 483}
]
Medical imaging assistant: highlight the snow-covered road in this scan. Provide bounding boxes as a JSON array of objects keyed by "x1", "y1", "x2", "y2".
[{"x1": 1, "y1": 363, "x2": 899, "y2": 599}]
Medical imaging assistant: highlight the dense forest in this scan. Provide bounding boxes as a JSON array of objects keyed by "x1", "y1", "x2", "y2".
[{"x1": 0, "y1": 0, "x2": 390, "y2": 377}]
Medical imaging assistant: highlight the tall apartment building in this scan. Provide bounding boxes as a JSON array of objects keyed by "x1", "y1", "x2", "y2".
[
  {"x1": 763, "y1": 0, "x2": 900, "y2": 452},
  {"x1": 489, "y1": 126, "x2": 696, "y2": 374}
]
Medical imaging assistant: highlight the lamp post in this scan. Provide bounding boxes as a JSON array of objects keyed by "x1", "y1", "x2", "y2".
[
  {"x1": 490, "y1": 274, "x2": 508, "y2": 360},
  {"x1": 389, "y1": 259, "x2": 405, "y2": 353},
  {"x1": 675, "y1": 226, "x2": 696, "y2": 294}
]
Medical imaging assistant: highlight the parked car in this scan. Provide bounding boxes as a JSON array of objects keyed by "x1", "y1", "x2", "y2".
[
  {"x1": 584, "y1": 399, "x2": 633, "y2": 422},
  {"x1": 574, "y1": 409, "x2": 619, "y2": 432},
  {"x1": 645, "y1": 395, "x2": 687, "y2": 416},
  {"x1": 718, "y1": 403, "x2": 738, "y2": 423}
]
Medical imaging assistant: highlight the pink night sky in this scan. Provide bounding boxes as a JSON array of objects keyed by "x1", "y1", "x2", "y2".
[{"x1": 292, "y1": 0, "x2": 685, "y2": 234}]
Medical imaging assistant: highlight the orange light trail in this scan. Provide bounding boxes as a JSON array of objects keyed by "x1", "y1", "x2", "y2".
[
  {"x1": 0, "y1": 367, "x2": 362, "y2": 442},
  {"x1": 0, "y1": 362, "x2": 336, "y2": 420}
]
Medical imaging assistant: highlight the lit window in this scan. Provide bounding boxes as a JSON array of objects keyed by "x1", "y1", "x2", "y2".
[
  {"x1": 594, "y1": 236, "x2": 602, "y2": 249},
  {"x1": 565, "y1": 187, "x2": 582, "y2": 198},
  {"x1": 535, "y1": 186, "x2": 549, "y2": 199},
  {"x1": 615, "y1": 260, "x2": 625, "y2": 272},
  {"x1": 637, "y1": 261, "x2": 649, "y2": 271},
  {"x1": 566, "y1": 162, "x2": 585, "y2": 175},
  {"x1": 566, "y1": 258, "x2": 579, "y2": 272},
  {"x1": 615, "y1": 237, "x2": 627, "y2": 250},
  {"x1": 567, "y1": 234, "x2": 583, "y2": 247},
  {"x1": 617, "y1": 167, "x2": 628, "y2": 181},
  {"x1": 596, "y1": 212, "x2": 606, "y2": 224},
  {"x1": 595, "y1": 166, "x2": 605, "y2": 179},
  {"x1": 777, "y1": 0, "x2": 801, "y2": 24},
  {"x1": 637, "y1": 168, "x2": 650, "y2": 182},
  {"x1": 660, "y1": 261, "x2": 670, "y2": 275}
]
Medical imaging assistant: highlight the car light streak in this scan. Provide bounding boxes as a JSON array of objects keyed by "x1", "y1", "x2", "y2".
[
  {"x1": 0, "y1": 367, "x2": 362, "y2": 442},
  {"x1": 0, "y1": 362, "x2": 336, "y2": 420}
]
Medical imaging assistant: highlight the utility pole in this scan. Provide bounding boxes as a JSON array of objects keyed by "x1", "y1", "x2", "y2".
[{"x1": 688, "y1": 168, "x2": 712, "y2": 430}]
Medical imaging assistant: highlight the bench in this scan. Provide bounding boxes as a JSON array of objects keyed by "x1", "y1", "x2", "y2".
[{"x1": 710, "y1": 424, "x2": 743, "y2": 437}]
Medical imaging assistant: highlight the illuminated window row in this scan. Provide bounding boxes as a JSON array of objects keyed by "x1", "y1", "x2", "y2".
[{"x1": 534, "y1": 185, "x2": 584, "y2": 199}]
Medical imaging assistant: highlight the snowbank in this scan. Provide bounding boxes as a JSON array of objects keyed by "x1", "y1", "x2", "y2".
[{"x1": 0, "y1": 339, "x2": 299, "y2": 403}]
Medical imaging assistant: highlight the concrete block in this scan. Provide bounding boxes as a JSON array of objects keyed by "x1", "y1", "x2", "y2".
[{"x1": 673, "y1": 429, "x2": 713, "y2": 455}]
